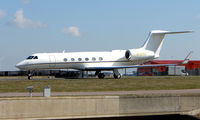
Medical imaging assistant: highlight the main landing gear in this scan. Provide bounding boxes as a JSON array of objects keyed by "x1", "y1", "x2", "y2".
[
  {"x1": 113, "y1": 69, "x2": 121, "y2": 79},
  {"x1": 98, "y1": 73, "x2": 105, "y2": 79},
  {"x1": 95, "y1": 69, "x2": 121, "y2": 79},
  {"x1": 95, "y1": 71, "x2": 105, "y2": 79},
  {"x1": 114, "y1": 74, "x2": 121, "y2": 79}
]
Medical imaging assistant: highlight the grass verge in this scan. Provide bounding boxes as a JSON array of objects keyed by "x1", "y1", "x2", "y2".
[{"x1": 0, "y1": 76, "x2": 200, "y2": 92}]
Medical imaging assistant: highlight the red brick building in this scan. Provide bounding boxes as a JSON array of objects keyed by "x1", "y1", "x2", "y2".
[{"x1": 137, "y1": 60, "x2": 200, "y2": 76}]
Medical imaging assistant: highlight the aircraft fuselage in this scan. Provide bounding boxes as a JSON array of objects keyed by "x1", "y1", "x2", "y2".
[{"x1": 16, "y1": 49, "x2": 154, "y2": 71}]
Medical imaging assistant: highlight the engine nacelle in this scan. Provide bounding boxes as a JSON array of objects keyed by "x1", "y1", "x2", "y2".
[{"x1": 125, "y1": 49, "x2": 155, "y2": 61}]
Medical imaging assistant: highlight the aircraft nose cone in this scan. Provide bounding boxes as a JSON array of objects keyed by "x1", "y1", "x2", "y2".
[
  {"x1": 16, "y1": 62, "x2": 23, "y2": 69},
  {"x1": 16, "y1": 61, "x2": 26, "y2": 70}
]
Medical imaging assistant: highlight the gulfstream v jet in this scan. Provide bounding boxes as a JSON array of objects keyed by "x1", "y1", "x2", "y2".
[{"x1": 16, "y1": 30, "x2": 192, "y2": 79}]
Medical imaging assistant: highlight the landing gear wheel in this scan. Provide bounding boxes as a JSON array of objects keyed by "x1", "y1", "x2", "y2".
[
  {"x1": 27, "y1": 70, "x2": 33, "y2": 80},
  {"x1": 98, "y1": 73, "x2": 105, "y2": 79},
  {"x1": 28, "y1": 73, "x2": 32, "y2": 80},
  {"x1": 114, "y1": 74, "x2": 121, "y2": 79}
]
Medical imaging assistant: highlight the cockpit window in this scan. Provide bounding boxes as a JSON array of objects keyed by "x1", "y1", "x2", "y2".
[
  {"x1": 26, "y1": 56, "x2": 38, "y2": 60},
  {"x1": 26, "y1": 56, "x2": 34, "y2": 59},
  {"x1": 33, "y1": 56, "x2": 38, "y2": 59}
]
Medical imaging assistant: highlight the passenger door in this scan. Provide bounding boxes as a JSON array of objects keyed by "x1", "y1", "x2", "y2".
[{"x1": 49, "y1": 55, "x2": 56, "y2": 68}]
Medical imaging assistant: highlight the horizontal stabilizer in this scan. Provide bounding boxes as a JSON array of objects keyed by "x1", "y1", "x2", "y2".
[{"x1": 151, "y1": 30, "x2": 194, "y2": 34}]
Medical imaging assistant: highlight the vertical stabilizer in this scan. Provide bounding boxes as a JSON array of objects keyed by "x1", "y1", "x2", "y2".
[{"x1": 142, "y1": 30, "x2": 193, "y2": 58}]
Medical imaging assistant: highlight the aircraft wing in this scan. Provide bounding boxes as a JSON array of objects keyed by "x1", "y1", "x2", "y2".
[
  {"x1": 85, "y1": 51, "x2": 193, "y2": 70},
  {"x1": 85, "y1": 64, "x2": 177, "y2": 70}
]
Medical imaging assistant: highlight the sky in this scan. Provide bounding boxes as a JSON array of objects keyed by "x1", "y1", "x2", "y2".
[{"x1": 0, "y1": 0, "x2": 200, "y2": 71}]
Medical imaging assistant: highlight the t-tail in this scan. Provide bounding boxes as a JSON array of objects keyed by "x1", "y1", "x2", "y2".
[{"x1": 142, "y1": 30, "x2": 193, "y2": 58}]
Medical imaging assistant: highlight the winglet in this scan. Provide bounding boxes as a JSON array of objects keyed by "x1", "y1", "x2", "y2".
[{"x1": 181, "y1": 51, "x2": 193, "y2": 64}]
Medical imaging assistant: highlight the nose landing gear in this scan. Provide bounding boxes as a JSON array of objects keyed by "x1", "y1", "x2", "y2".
[{"x1": 27, "y1": 71, "x2": 33, "y2": 80}]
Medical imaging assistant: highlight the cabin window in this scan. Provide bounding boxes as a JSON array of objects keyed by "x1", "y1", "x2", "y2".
[
  {"x1": 85, "y1": 58, "x2": 89, "y2": 61},
  {"x1": 92, "y1": 57, "x2": 96, "y2": 61},
  {"x1": 71, "y1": 58, "x2": 75, "y2": 61},
  {"x1": 33, "y1": 56, "x2": 38, "y2": 59},
  {"x1": 78, "y1": 58, "x2": 82, "y2": 61},
  {"x1": 99, "y1": 57, "x2": 103, "y2": 61},
  {"x1": 64, "y1": 58, "x2": 68, "y2": 62}
]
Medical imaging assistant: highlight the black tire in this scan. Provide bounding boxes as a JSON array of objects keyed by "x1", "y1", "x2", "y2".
[
  {"x1": 114, "y1": 74, "x2": 121, "y2": 79},
  {"x1": 98, "y1": 73, "x2": 105, "y2": 79}
]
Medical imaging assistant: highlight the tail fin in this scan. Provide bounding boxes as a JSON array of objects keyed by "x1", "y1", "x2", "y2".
[{"x1": 142, "y1": 30, "x2": 193, "y2": 58}]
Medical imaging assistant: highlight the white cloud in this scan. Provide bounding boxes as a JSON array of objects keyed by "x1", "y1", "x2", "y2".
[
  {"x1": 12, "y1": 8, "x2": 46, "y2": 29},
  {"x1": 0, "y1": 10, "x2": 6, "y2": 19},
  {"x1": 62, "y1": 26, "x2": 80, "y2": 37},
  {"x1": 21, "y1": 0, "x2": 31, "y2": 5}
]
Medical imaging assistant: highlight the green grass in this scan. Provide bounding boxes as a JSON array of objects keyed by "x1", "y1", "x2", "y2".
[{"x1": 1, "y1": 76, "x2": 200, "y2": 92}]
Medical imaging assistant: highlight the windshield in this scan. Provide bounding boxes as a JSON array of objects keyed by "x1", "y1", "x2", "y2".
[
  {"x1": 33, "y1": 56, "x2": 38, "y2": 59},
  {"x1": 26, "y1": 56, "x2": 38, "y2": 60},
  {"x1": 26, "y1": 56, "x2": 34, "y2": 59}
]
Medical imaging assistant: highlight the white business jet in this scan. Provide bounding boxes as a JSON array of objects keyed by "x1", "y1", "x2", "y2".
[{"x1": 16, "y1": 30, "x2": 192, "y2": 79}]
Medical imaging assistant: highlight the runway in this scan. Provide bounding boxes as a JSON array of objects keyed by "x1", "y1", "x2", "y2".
[{"x1": 1, "y1": 89, "x2": 200, "y2": 97}]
